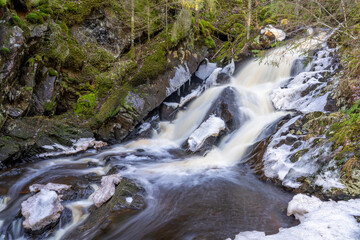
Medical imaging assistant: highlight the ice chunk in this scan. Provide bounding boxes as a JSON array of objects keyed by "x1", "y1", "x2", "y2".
[
  {"x1": 179, "y1": 86, "x2": 203, "y2": 107},
  {"x1": 205, "y1": 68, "x2": 222, "y2": 89},
  {"x1": 29, "y1": 183, "x2": 71, "y2": 193},
  {"x1": 220, "y1": 59, "x2": 235, "y2": 76},
  {"x1": 21, "y1": 189, "x2": 64, "y2": 231},
  {"x1": 188, "y1": 115, "x2": 225, "y2": 152},
  {"x1": 166, "y1": 64, "x2": 191, "y2": 96},
  {"x1": 230, "y1": 194, "x2": 360, "y2": 240},
  {"x1": 92, "y1": 174, "x2": 122, "y2": 207},
  {"x1": 195, "y1": 59, "x2": 217, "y2": 80},
  {"x1": 39, "y1": 138, "x2": 107, "y2": 157}
]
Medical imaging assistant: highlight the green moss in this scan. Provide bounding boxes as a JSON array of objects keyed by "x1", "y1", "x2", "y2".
[
  {"x1": 0, "y1": 0, "x2": 6, "y2": 7},
  {"x1": 131, "y1": 44, "x2": 167, "y2": 87},
  {"x1": 95, "y1": 88, "x2": 129, "y2": 124},
  {"x1": 48, "y1": 68, "x2": 59, "y2": 77},
  {"x1": 87, "y1": 46, "x2": 115, "y2": 71},
  {"x1": 24, "y1": 86, "x2": 33, "y2": 91},
  {"x1": 11, "y1": 15, "x2": 28, "y2": 32},
  {"x1": 74, "y1": 93, "x2": 97, "y2": 117},
  {"x1": 26, "y1": 12, "x2": 45, "y2": 24},
  {"x1": 0, "y1": 47, "x2": 10, "y2": 55},
  {"x1": 204, "y1": 36, "x2": 216, "y2": 49},
  {"x1": 50, "y1": 0, "x2": 112, "y2": 26},
  {"x1": 95, "y1": 74, "x2": 114, "y2": 99},
  {"x1": 64, "y1": 45, "x2": 85, "y2": 70},
  {"x1": 43, "y1": 100, "x2": 55, "y2": 113}
]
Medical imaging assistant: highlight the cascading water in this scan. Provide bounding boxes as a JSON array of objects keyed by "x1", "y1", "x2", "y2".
[{"x1": 0, "y1": 33, "x2": 333, "y2": 240}]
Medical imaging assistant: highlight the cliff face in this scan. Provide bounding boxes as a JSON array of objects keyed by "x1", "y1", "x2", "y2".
[{"x1": 0, "y1": 0, "x2": 214, "y2": 166}]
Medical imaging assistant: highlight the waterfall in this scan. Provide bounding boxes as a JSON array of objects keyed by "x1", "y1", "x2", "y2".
[{"x1": 0, "y1": 33, "x2": 335, "y2": 240}]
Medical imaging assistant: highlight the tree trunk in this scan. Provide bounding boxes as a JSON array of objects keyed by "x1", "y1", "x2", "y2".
[
  {"x1": 247, "y1": 0, "x2": 251, "y2": 40},
  {"x1": 131, "y1": 0, "x2": 135, "y2": 49},
  {"x1": 165, "y1": 0, "x2": 168, "y2": 33},
  {"x1": 195, "y1": 0, "x2": 200, "y2": 28},
  {"x1": 147, "y1": 0, "x2": 150, "y2": 41}
]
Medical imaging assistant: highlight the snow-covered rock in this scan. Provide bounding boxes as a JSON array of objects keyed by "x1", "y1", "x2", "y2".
[
  {"x1": 228, "y1": 194, "x2": 360, "y2": 240},
  {"x1": 92, "y1": 174, "x2": 122, "y2": 207},
  {"x1": 21, "y1": 189, "x2": 64, "y2": 231},
  {"x1": 188, "y1": 115, "x2": 226, "y2": 152},
  {"x1": 261, "y1": 25, "x2": 286, "y2": 41},
  {"x1": 29, "y1": 183, "x2": 72, "y2": 193}
]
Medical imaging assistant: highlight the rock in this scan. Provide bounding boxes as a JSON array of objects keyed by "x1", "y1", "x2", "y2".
[
  {"x1": 32, "y1": 67, "x2": 58, "y2": 115},
  {"x1": 206, "y1": 87, "x2": 245, "y2": 132},
  {"x1": 63, "y1": 178, "x2": 145, "y2": 240},
  {"x1": 188, "y1": 115, "x2": 226, "y2": 152},
  {"x1": 0, "y1": 25, "x2": 25, "y2": 86},
  {"x1": 71, "y1": 9, "x2": 129, "y2": 57},
  {"x1": 21, "y1": 189, "x2": 64, "y2": 232},
  {"x1": 29, "y1": 183, "x2": 72, "y2": 193},
  {"x1": 92, "y1": 174, "x2": 122, "y2": 208}
]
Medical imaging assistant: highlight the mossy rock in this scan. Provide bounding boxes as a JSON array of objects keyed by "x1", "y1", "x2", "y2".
[
  {"x1": 74, "y1": 93, "x2": 97, "y2": 117},
  {"x1": 94, "y1": 88, "x2": 130, "y2": 124},
  {"x1": 26, "y1": 12, "x2": 45, "y2": 24},
  {"x1": 0, "y1": 47, "x2": 10, "y2": 55}
]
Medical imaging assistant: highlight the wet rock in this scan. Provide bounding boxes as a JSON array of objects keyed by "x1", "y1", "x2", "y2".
[
  {"x1": 63, "y1": 178, "x2": 145, "y2": 240},
  {"x1": 92, "y1": 174, "x2": 122, "y2": 207},
  {"x1": 21, "y1": 189, "x2": 64, "y2": 232},
  {"x1": 206, "y1": 87, "x2": 244, "y2": 131},
  {"x1": 216, "y1": 72, "x2": 231, "y2": 85},
  {"x1": 29, "y1": 183, "x2": 71, "y2": 193}
]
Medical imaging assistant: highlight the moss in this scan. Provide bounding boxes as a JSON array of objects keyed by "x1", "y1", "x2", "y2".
[
  {"x1": 39, "y1": 4, "x2": 53, "y2": 15},
  {"x1": 11, "y1": 15, "x2": 28, "y2": 31},
  {"x1": 48, "y1": 68, "x2": 59, "y2": 77},
  {"x1": 26, "y1": 12, "x2": 45, "y2": 24},
  {"x1": 64, "y1": 45, "x2": 85, "y2": 70},
  {"x1": 204, "y1": 36, "x2": 216, "y2": 49},
  {"x1": 27, "y1": 55, "x2": 43, "y2": 67},
  {"x1": 131, "y1": 44, "x2": 168, "y2": 87},
  {"x1": 24, "y1": 86, "x2": 33, "y2": 91},
  {"x1": 0, "y1": 0, "x2": 6, "y2": 7},
  {"x1": 87, "y1": 45, "x2": 115, "y2": 71},
  {"x1": 95, "y1": 74, "x2": 114, "y2": 99},
  {"x1": 43, "y1": 100, "x2": 55, "y2": 113},
  {"x1": 95, "y1": 88, "x2": 129, "y2": 124},
  {"x1": 50, "y1": 0, "x2": 112, "y2": 26},
  {"x1": 0, "y1": 47, "x2": 10, "y2": 55},
  {"x1": 74, "y1": 93, "x2": 97, "y2": 117}
]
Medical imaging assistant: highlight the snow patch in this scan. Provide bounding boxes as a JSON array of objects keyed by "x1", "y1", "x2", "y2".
[
  {"x1": 229, "y1": 194, "x2": 360, "y2": 240},
  {"x1": 188, "y1": 115, "x2": 226, "y2": 152}
]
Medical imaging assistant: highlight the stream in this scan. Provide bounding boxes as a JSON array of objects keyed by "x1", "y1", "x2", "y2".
[{"x1": 0, "y1": 34, "x2": 331, "y2": 240}]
